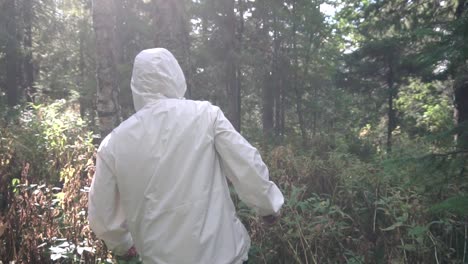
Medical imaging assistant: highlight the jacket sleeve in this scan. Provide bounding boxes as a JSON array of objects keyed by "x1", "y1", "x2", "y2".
[
  {"x1": 88, "y1": 148, "x2": 133, "y2": 255},
  {"x1": 214, "y1": 108, "x2": 284, "y2": 216}
]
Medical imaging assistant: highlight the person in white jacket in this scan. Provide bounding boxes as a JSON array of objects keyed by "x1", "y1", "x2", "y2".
[{"x1": 88, "y1": 48, "x2": 284, "y2": 264}]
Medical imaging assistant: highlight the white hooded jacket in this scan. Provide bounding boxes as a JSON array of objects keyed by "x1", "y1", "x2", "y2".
[{"x1": 88, "y1": 48, "x2": 284, "y2": 264}]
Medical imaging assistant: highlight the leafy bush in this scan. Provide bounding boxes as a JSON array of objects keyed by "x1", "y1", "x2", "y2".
[
  {"x1": 242, "y1": 144, "x2": 467, "y2": 264},
  {"x1": 1, "y1": 102, "x2": 466, "y2": 263},
  {"x1": 0, "y1": 102, "x2": 108, "y2": 263},
  {"x1": 1, "y1": 100, "x2": 94, "y2": 182}
]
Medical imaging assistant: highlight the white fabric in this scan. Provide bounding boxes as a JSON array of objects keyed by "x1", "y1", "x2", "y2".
[
  {"x1": 88, "y1": 48, "x2": 284, "y2": 264},
  {"x1": 131, "y1": 48, "x2": 187, "y2": 111}
]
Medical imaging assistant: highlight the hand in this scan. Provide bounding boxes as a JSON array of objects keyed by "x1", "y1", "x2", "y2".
[
  {"x1": 116, "y1": 246, "x2": 139, "y2": 262},
  {"x1": 126, "y1": 246, "x2": 138, "y2": 257},
  {"x1": 262, "y1": 212, "x2": 280, "y2": 225}
]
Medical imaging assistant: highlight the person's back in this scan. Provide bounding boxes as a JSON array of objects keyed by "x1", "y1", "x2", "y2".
[{"x1": 88, "y1": 48, "x2": 284, "y2": 264}]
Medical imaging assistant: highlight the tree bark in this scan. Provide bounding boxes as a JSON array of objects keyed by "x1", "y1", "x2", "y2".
[
  {"x1": 292, "y1": 0, "x2": 308, "y2": 146},
  {"x1": 263, "y1": 71, "x2": 274, "y2": 136},
  {"x1": 454, "y1": 0, "x2": 468, "y2": 148},
  {"x1": 455, "y1": 0, "x2": 466, "y2": 17},
  {"x1": 153, "y1": 0, "x2": 179, "y2": 48},
  {"x1": 386, "y1": 55, "x2": 396, "y2": 153},
  {"x1": 152, "y1": 0, "x2": 192, "y2": 99},
  {"x1": 181, "y1": 12, "x2": 192, "y2": 99},
  {"x1": 236, "y1": 0, "x2": 244, "y2": 132},
  {"x1": 300, "y1": 30, "x2": 317, "y2": 138},
  {"x1": 113, "y1": 0, "x2": 126, "y2": 64},
  {"x1": 224, "y1": 0, "x2": 240, "y2": 131},
  {"x1": 453, "y1": 68, "x2": 468, "y2": 148},
  {"x1": 262, "y1": 6, "x2": 274, "y2": 137},
  {"x1": 313, "y1": 86, "x2": 318, "y2": 137},
  {"x1": 79, "y1": 15, "x2": 86, "y2": 119},
  {"x1": 23, "y1": 0, "x2": 34, "y2": 103},
  {"x1": 272, "y1": 15, "x2": 282, "y2": 137},
  {"x1": 92, "y1": 0, "x2": 121, "y2": 138},
  {"x1": 6, "y1": 0, "x2": 18, "y2": 107},
  {"x1": 280, "y1": 70, "x2": 285, "y2": 137}
]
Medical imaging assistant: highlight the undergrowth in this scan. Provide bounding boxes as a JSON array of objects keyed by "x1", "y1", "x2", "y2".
[
  {"x1": 0, "y1": 101, "x2": 108, "y2": 263},
  {"x1": 0, "y1": 102, "x2": 467, "y2": 263}
]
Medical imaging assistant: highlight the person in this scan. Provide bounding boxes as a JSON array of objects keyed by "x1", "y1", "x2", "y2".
[{"x1": 88, "y1": 48, "x2": 284, "y2": 264}]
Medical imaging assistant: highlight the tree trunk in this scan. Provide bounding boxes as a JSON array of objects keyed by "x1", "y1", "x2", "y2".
[
  {"x1": 236, "y1": 0, "x2": 244, "y2": 132},
  {"x1": 113, "y1": 0, "x2": 126, "y2": 64},
  {"x1": 79, "y1": 15, "x2": 86, "y2": 119},
  {"x1": 274, "y1": 73, "x2": 281, "y2": 137},
  {"x1": 23, "y1": 0, "x2": 34, "y2": 103},
  {"x1": 153, "y1": 0, "x2": 179, "y2": 48},
  {"x1": 224, "y1": 0, "x2": 240, "y2": 131},
  {"x1": 280, "y1": 73, "x2": 285, "y2": 137},
  {"x1": 181, "y1": 14, "x2": 192, "y2": 99},
  {"x1": 92, "y1": 0, "x2": 121, "y2": 138},
  {"x1": 6, "y1": 0, "x2": 18, "y2": 107},
  {"x1": 262, "y1": 7, "x2": 274, "y2": 137},
  {"x1": 300, "y1": 30, "x2": 316, "y2": 138},
  {"x1": 225, "y1": 55, "x2": 240, "y2": 131},
  {"x1": 292, "y1": 0, "x2": 308, "y2": 146},
  {"x1": 272, "y1": 15, "x2": 281, "y2": 138},
  {"x1": 454, "y1": 0, "x2": 468, "y2": 148},
  {"x1": 152, "y1": 0, "x2": 192, "y2": 99},
  {"x1": 455, "y1": 0, "x2": 466, "y2": 17},
  {"x1": 386, "y1": 56, "x2": 396, "y2": 153},
  {"x1": 263, "y1": 71, "x2": 274, "y2": 136},
  {"x1": 313, "y1": 86, "x2": 318, "y2": 137},
  {"x1": 454, "y1": 69, "x2": 468, "y2": 148}
]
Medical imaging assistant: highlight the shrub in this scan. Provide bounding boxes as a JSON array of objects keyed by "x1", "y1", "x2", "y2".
[
  {"x1": 0, "y1": 101, "x2": 108, "y2": 263},
  {"x1": 1, "y1": 102, "x2": 466, "y2": 263}
]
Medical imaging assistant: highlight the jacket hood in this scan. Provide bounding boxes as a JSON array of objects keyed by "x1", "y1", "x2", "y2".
[{"x1": 131, "y1": 48, "x2": 186, "y2": 111}]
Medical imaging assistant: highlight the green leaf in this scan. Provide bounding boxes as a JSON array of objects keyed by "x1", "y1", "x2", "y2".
[
  {"x1": 381, "y1": 221, "x2": 404, "y2": 231},
  {"x1": 11, "y1": 178, "x2": 20, "y2": 193},
  {"x1": 11, "y1": 178, "x2": 20, "y2": 186},
  {"x1": 398, "y1": 243, "x2": 417, "y2": 252},
  {"x1": 430, "y1": 196, "x2": 468, "y2": 216},
  {"x1": 408, "y1": 225, "x2": 427, "y2": 237}
]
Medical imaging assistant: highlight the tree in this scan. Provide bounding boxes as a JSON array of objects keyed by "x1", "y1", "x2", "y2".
[
  {"x1": 223, "y1": 0, "x2": 241, "y2": 131},
  {"x1": 452, "y1": 0, "x2": 468, "y2": 148},
  {"x1": 23, "y1": 0, "x2": 34, "y2": 102},
  {"x1": 257, "y1": 0, "x2": 289, "y2": 140},
  {"x1": 92, "y1": 0, "x2": 121, "y2": 137},
  {"x1": 151, "y1": 0, "x2": 192, "y2": 99},
  {"x1": 346, "y1": 40, "x2": 403, "y2": 153},
  {"x1": 5, "y1": 0, "x2": 18, "y2": 107},
  {"x1": 190, "y1": 0, "x2": 242, "y2": 131},
  {"x1": 291, "y1": 0, "x2": 308, "y2": 146},
  {"x1": 337, "y1": 0, "x2": 429, "y2": 153}
]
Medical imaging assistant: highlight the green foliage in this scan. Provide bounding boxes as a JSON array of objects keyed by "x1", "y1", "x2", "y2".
[
  {"x1": 431, "y1": 196, "x2": 468, "y2": 216},
  {"x1": 396, "y1": 79, "x2": 453, "y2": 134},
  {"x1": 239, "y1": 143, "x2": 467, "y2": 264},
  {"x1": 0, "y1": 102, "x2": 108, "y2": 263},
  {"x1": 1, "y1": 0, "x2": 467, "y2": 263},
  {"x1": 6, "y1": 100, "x2": 93, "y2": 182},
  {"x1": 1, "y1": 104, "x2": 467, "y2": 263}
]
